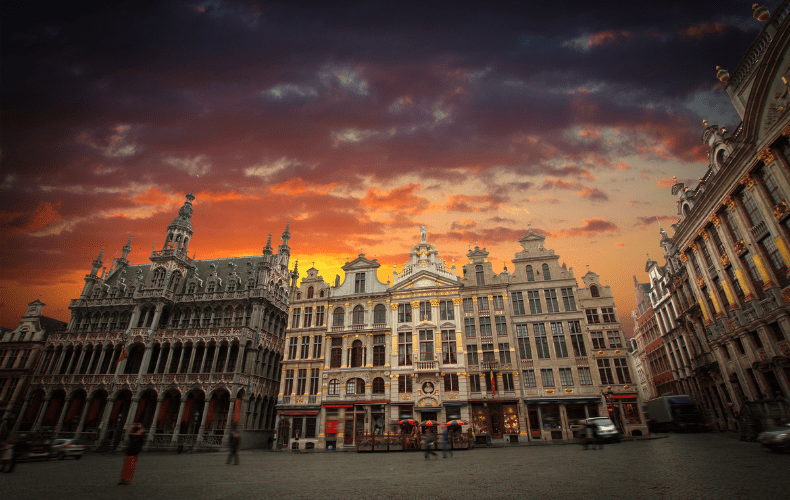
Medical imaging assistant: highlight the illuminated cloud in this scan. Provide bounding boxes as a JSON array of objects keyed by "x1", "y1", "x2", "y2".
[
  {"x1": 587, "y1": 30, "x2": 634, "y2": 47},
  {"x1": 319, "y1": 64, "x2": 371, "y2": 96},
  {"x1": 635, "y1": 215, "x2": 677, "y2": 226},
  {"x1": 360, "y1": 184, "x2": 432, "y2": 215},
  {"x1": 78, "y1": 124, "x2": 138, "y2": 158},
  {"x1": 263, "y1": 84, "x2": 319, "y2": 100},
  {"x1": 244, "y1": 157, "x2": 304, "y2": 180},
  {"x1": 680, "y1": 21, "x2": 731, "y2": 39},
  {"x1": 445, "y1": 194, "x2": 503, "y2": 212},
  {"x1": 577, "y1": 187, "x2": 609, "y2": 202},
  {"x1": 551, "y1": 218, "x2": 618, "y2": 238},
  {"x1": 163, "y1": 154, "x2": 212, "y2": 177}
]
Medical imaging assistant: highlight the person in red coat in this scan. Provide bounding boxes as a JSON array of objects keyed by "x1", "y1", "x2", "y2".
[{"x1": 118, "y1": 423, "x2": 145, "y2": 485}]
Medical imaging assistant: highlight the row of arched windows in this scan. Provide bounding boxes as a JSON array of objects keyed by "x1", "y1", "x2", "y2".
[
  {"x1": 296, "y1": 285, "x2": 325, "y2": 300},
  {"x1": 327, "y1": 377, "x2": 385, "y2": 395},
  {"x1": 332, "y1": 304, "x2": 387, "y2": 326},
  {"x1": 525, "y1": 264, "x2": 552, "y2": 281}
]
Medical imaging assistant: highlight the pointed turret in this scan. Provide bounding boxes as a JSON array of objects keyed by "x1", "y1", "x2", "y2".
[
  {"x1": 162, "y1": 192, "x2": 195, "y2": 253},
  {"x1": 291, "y1": 260, "x2": 299, "y2": 288},
  {"x1": 121, "y1": 235, "x2": 133, "y2": 260},
  {"x1": 263, "y1": 233, "x2": 273, "y2": 256},
  {"x1": 278, "y1": 221, "x2": 291, "y2": 268},
  {"x1": 91, "y1": 248, "x2": 105, "y2": 276}
]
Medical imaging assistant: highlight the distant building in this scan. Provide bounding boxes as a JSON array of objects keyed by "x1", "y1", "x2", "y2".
[
  {"x1": 276, "y1": 229, "x2": 645, "y2": 451},
  {"x1": 632, "y1": 3, "x2": 790, "y2": 433},
  {"x1": 0, "y1": 300, "x2": 66, "y2": 435},
  {"x1": 10, "y1": 194, "x2": 292, "y2": 450}
]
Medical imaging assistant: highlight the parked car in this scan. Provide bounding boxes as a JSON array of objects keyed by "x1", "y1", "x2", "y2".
[
  {"x1": 51, "y1": 439, "x2": 85, "y2": 460},
  {"x1": 585, "y1": 417, "x2": 621, "y2": 443},
  {"x1": 26, "y1": 438, "x2": 55, "y2": 461},
  {"x1": 757, "y1": 421, "x2": 790, "y2": 453}
]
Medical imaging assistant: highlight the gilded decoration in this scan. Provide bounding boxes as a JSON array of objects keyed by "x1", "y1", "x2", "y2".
[
  {"x1": 734, "y1": 240, "x2": 746, "y2": 254},
  {"x1": 689, "y1": 242, "x2": 698, "y2": 251},
  {"x1": 680, "y1": 253, "x2": 689, "y2": 263},
  {"x1": 709, "y1": 214, "x2": 721, "y2": 226},
  {"x1": 545, "y1": 389, "x2": 555, "y2": 394},
  {"x1": 758, "y1": 148, "x2": 776, "y2": 164},
  {"x1": 740, "y1": 173, "x2": 755, "y2": 189},
  {"x1": 430, "y1": 299, "x2": 440, "y2": 306},
  {"x1": 697, "y1": 276, "x2": 706, "y2": 289},
  {"x1": 720, "y1": 254, "x2": 730, "y2": 267},
  {"x1": 699, "y1": 229, "x2": 709, "y2": 240},
  {"x1": 452, "y1": 298, "x2": 462, "y2": 305},
  {"x1": 410, "y1": 301, "x2": 420, "y2": 308},
  {"x1": 722, "y1": 197, "x2": 736, "y2": 209},
  {"x1": 774, "y1": 201, "x2": 788, "y2": 219},
  {"x1": 390, "y1": 303, "x2": 399, "y2": 309}
]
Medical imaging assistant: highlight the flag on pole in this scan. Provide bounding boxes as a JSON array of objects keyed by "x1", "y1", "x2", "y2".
[{"x1": 117, "y1": 346, "x2": 128, "y2": 364}]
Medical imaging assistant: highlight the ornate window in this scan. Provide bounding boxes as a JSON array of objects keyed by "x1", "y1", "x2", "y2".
[
  {"x1": 346, "y1": 378, "x2": 365, "y2": 395},
  {"x1": 542, "y1": 263, "x2": 551, "y2": 280},
  {"x1": 352, "y1": 305, "x2": 364, "y2": 325},
  {"x1": 475, "y1": 265, "x2": 485, "y2": 285},
  {"x1": 372, "y1": 377, "x2": 385, "y2": 394},
  {"x1": 332, "y1": 307, "x2": 345, "y2": 327},
  {"x1": 307, "y1": 286, "x2": 314, "y2": 299},
  {"x1": 373, "y1": 304, "x2": 386, "y2": 324},
  {"x1": 328, "y1": 379, "x2": 340, "y2": 396},
  {"x1": 350, "y1": 339, "x2": 364, "y2": 367},
  {"x1": 525, "y1": 265, "x2": 534, "y2": 281}
]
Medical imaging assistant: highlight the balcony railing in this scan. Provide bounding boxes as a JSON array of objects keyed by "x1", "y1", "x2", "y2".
[
  {"x1": 750, "y1": 220, "x2": 769, "y2": 241},
  {"x1": 415, "y1": 360, "x2": 439, "y2": 371},
  {"x1": 481, "y1": 361, "x2": 499, "y2": 371}
]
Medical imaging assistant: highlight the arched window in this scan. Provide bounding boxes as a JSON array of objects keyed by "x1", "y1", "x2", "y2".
[
  {"x1": 92, "y1": 287, "x2": 102, "y2": 299},
  {"x1": 590, "y1": 284, "x2": 600, "y2": 298},
  {"x1": 352, "y1": 305, "x2": 364, "y2": 325},
  {"x1": 227, "y1": 280, "x2": 236, "y2": 292},
  {"x1": 169, "y1": 271, "x2": 182, "y2": 292},
  {"x1": 109, "y1": 288, "x2": 119, "y2": 298},
  {"x1": 526, "y1": 265, "x2": 534, "y2": 281},
  {"x1": 476, "y1": 265, "x2": 485, "y2": 285},
  {"x1": 296, "y1": 292, "x2": 301, "y2": 300},
  {"x1": 207, "y1": 281, "x2": 215, "y2": 293},
  {"x1": 372, "y1": 377, "x2": 385, "y2": 394},
  {"x1": 333, "y1": 307, "x2": 345, "y2": 327},
  {"x1": 319, "y1": 289, "x2": 325, "y2": 298},
  {"x1": 350, "y1": 340, "x2": 363, "y2": 367},
  {"x1": 346, "y1": 378, "x2": 365, "y2": 395},
  {"x1": 373, "y1": 304, "x2": 386, "y2": 324},
  {"x1": 187, "y1": 282, "x2": 196, "y2": 294},
  {"x1": 153, "y1": 267, "x2": 166, "y2": 288},
  {"x1": 127, "y1": 286, "x2": 135, "y2": 297},
  {"x1": 328, "y1": 379, "x2": 340, "y2": 396},
  {"x1": 542, "y1": 263, "x2": 551, "y2": 280},
  {"x1": 307, "y1": 286, "x2": 314, "y2": 299}
]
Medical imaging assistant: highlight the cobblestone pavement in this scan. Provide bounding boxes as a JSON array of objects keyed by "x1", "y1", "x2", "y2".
[{"x1": 1, "y1": 433, "x2": 789, "y2": 500}]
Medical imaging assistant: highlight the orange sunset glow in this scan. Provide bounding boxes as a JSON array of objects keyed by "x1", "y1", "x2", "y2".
[{"x1": 1, "y1": 1, "x2": 777, "y2": 334}]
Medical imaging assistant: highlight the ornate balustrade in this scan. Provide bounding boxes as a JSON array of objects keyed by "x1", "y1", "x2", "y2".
[{"x1": 415, "y1": 360, "x2": 438, "y2": 371}]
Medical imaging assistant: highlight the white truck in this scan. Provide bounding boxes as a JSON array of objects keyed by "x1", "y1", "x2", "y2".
[{"x1": 644, "y1": 395, "x2": 707, "y2": 432}]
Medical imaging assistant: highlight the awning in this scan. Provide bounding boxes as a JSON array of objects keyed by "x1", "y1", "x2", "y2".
[
  {"x1": 413, "y1": 408, "x2": 443, "y2": 412},
  {"x1": 611, "y1": 395, "x2": 637, "y2": 401},
  {"x1": 524, "y1": 398, "x2": 601, "y2": 405},
  {"x1": 443, "y1": 402, "x2": 468, "y2": 407},
  {"x1": 323, "y1": 404, "x2": 354, "y2": 408},
  {"x1": 354, "y1": 400, "x2": 390, "y2": 405},
  {"x1": 283, "y1": 410, "x2": 320, "y2": 416}
]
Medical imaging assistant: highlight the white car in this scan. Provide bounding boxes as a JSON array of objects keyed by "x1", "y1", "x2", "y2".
[
  {"x1": 757, "y1": 422, "x2": 790, "y2": 453},
  {"x1": 50, "y1": 439, "x2": 85, "y2": 460}
]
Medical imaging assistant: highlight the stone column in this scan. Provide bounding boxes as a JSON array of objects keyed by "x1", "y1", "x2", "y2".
[
  {"x1": 31, "y1": 394, "x2": 53, "y2": 433},
  {"x1": 74, "y1": 396, "x2": 93, "y2": 436},
  {"x1": 222, "y1": 399, "x2": 236, "y2": 445},
  {"x1": 54, "y1": 395, "x2": 75, "y2": 436},
  {"x1": 222, "y1": 345, "x2": 231, "y2": 373},
  {"x1": 149, "y1": 303, "x2": 165, "y2": 333},
  {"x1": 96, "y1": 397, "x2": 117, "y2": 444},
  {"x1": 162, "y1": 344, "x2": 175, "y2": 375},
  {"x1": 10, "y1": 393, "x2": 33, "y2": 435},
  {"x1": 170, "y1": 398, "x2": 187, "y2": 444},
  {"x1": 194, "y1": 400, "x2": 211, "y2": 446},
  {"x1": 186, "y1": 344, "x2": 198, "y2": 373},
  {"x1": 145, "y1": 397, "x2": 165, "y2": 445}
]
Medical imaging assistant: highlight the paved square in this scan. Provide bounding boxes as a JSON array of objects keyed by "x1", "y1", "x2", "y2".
[{"x1": 2, "y1": 434, "x2": 789, "y2": 499}]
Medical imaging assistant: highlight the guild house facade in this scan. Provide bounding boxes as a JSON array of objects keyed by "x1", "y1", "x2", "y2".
[
  {"x1": 7, "y1": 194, "x2": 292, "y2": 450},
  {"x1": 276, "y1": 228, "x2": 646, "y2": 451}
]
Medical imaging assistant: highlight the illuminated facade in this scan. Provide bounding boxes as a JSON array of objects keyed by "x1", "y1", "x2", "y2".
[{"x1": 9, "y1": 194, "x2": 292, "y2": 450}]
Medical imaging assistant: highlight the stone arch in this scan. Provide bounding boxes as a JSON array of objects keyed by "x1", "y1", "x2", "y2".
[
  {"x1": 62, "y1": 389, "x2": 88, "y2": 432},
  {"x1": 124, "y1": 342, "x2": 146, "y2": 374},
  {"x1": 182, "y1": 389, "x2": 207, "y2": 435},
  {"x1": 43, "y1": 389, "x2": 67, "y2": 428}
]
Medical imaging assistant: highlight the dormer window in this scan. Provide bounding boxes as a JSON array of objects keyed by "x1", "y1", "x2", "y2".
[
  {"x1": 207, "y1": 282, "x2": 215, "y2": 293},
  {"x1": 475, "y1": 265, "x2": 484, "y2": 285},
  {"x1": 590, "y1": 284, "x2": 600, "y2": 298},
  {"x1": 307, "y1": 286, "x2": 314, "y2": 299},
  {"x1": 355, "y1": 273, "x2": 366, "y2": 293},
  {"x1": 228, "y1": 281, "x2": 236, "y2": 292}
]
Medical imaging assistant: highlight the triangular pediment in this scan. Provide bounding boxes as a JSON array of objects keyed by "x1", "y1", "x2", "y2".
[
  {"x1": 341, "y1": 254, "x2": 381, "y2": 271},
  {"x1": 389, "y1": 270, "x2": 459, "y2": 291}
]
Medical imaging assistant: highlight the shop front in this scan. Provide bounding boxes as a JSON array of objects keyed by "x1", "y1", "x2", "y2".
[
  {"x1": 470, "y1": 399, "x2": 522, "y2": 444},
  {"x1": 523, "y1": 398, "x2": 602, "y2": 442},
  {"x1": 603, "y1": 391, "x2": 647, "y2": 437}
]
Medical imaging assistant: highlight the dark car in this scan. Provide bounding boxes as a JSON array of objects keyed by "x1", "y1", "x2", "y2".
[
  {"x1": 26, "y1": 438, "x2": 55, "y2": 461},
  {"x1": 757, "y1": 421, "x2": 790, "y2": 453}
]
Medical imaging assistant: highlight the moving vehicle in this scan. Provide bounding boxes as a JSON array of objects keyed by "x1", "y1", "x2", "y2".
[
  {"x1": 585, "y1": 417, "x2": 620, "y2": 443},
  {"x1": 757, "y1": 421, "x2": 790, "y2": 453},
  {"x1": 644, "y1": 395, "x2": 706, "y2": 432},
  {"x1": 26, "y1": 438, "x2": 55, "y2": 461},
  {"x1": 51, "y1": 439, "x2": 85, "y2": 459}
]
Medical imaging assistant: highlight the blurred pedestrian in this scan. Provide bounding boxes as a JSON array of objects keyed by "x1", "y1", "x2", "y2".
[
  {"x1": 226, "y1": 430, "x2": 240, "y2": 465},
  {"x1": 1, "y1": 438, "x2": 14, "y2": 472},
  {"x1": 441, "y1": 425, "x2": 453, "y2": 458},
  {"x1": 591, "y1": 421, "x2": 603, "y2": 450},
  {"x1": 118, "y1": 423, "x2": 145, "y2": 485},
  {"x1": 423, "y1": 428, "x2": 437, "y2": 459},
  {"x1": 7, "y1": 434, "x2": 28, "y2": 472},
  {"x1": 578, "y1": 420, "x2": 591, "y2": 450}
]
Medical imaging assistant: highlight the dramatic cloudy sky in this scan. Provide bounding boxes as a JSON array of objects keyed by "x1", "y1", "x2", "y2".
[{"x1": 0, "y1": 1, "x2": 780, "y2": 332}]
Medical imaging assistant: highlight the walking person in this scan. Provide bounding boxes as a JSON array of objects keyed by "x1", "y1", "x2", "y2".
[
  {"x1": 1, "y1": 438, "x2": 14, "y2": 472},
  {"x1": 226, "y1": 430, "x2": 241, "y2": 465},
  {"x1": 423, "y1": 428, "x2": 437, "y2": 459},
  {"x1": 578, "y1": 420, "x2": 591, "y2": 450},
  {"x1": 118, "y1": 423, "x2": 145, "y2": 485},
  {"x1": 7, "y1": 434, "x2": 28, "y2": 473},
  {"x1": 441, "y1": 425, "x2": 453, "y2": 458}
]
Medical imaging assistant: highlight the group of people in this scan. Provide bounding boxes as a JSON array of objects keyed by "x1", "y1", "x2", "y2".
[
  {"x1": 578, "y1": 420, "x2": 604, "y2": 450},
  {"x1": 423, "y1": 426, "x2": 455, "y2": 459}
]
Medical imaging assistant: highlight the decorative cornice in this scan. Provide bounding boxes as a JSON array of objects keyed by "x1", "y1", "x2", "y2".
[
  {"x1": 709, "y1": 214, "x2": 720, "y2": 226},
  {"x1": 740, "y1": 173, "x2": 755, "y2": 189},
  {"x1": 758, "y1": 148, "x2": 776, "y2": 164}
]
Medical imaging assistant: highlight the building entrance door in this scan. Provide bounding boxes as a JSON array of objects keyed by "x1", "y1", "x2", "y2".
[
  {"x1": 490, "y1": 411, "x2": 503, "y2": 438},
  {"x1": 528, "y1": 408, "x2": 541, "y2": 438}
]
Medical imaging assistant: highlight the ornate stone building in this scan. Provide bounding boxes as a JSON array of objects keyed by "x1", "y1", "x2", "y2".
[
  {"x1": 633, "y1": 2, "x2": 790, "y2": 433},
  {"x1": 11, "y1": 194, "x2": 292, "y2": 449},
  {"x1": 276, "y1": 228, "x2": 645, "y2": 451},
  {"x1": 0, "y1": 300, "x2": 66, "y2": 434}
]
